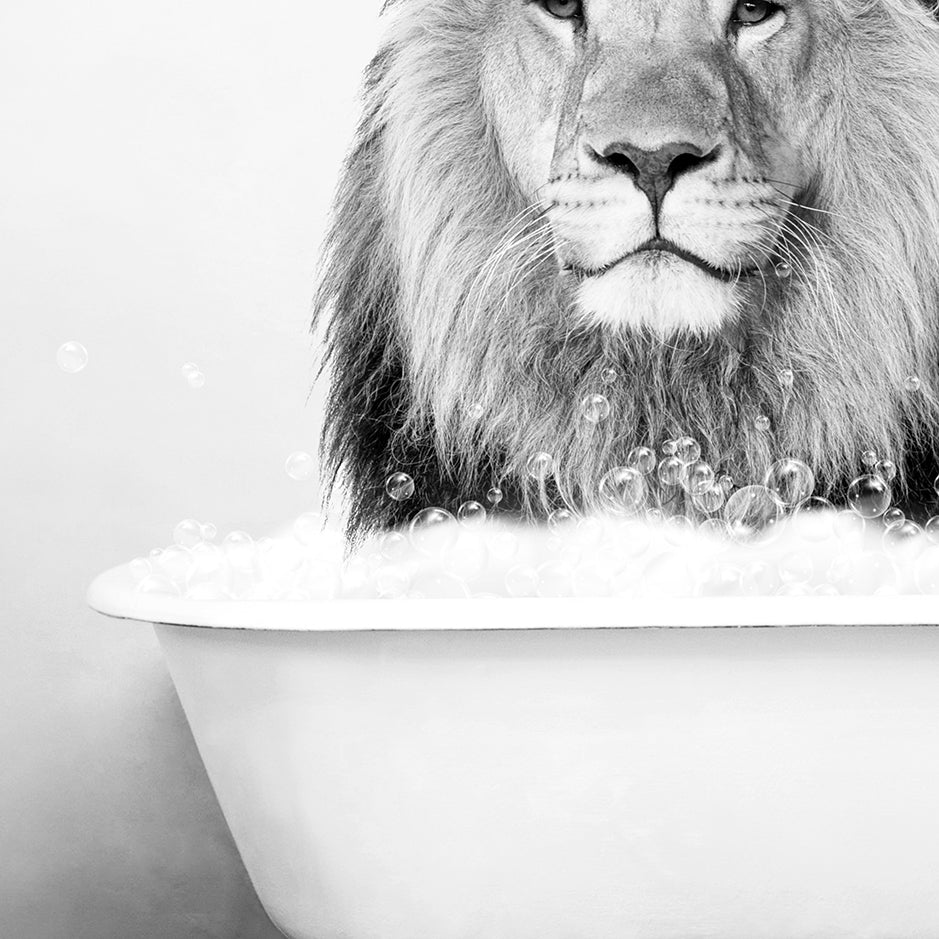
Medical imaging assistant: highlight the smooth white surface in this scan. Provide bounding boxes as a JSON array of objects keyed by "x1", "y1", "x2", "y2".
[
  {"x1": 88, "y1": 561, "x2": 939, "y2": 631},
  {"x1": 157, "y1": 621, "x2": 939, "y2": 939}
]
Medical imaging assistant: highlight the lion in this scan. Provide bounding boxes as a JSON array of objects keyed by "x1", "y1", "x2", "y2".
[{"x1": 313, "y1": 0, "x2": 939, "y2": 539}]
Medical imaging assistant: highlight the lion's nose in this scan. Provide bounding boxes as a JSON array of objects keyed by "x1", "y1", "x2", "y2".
[{"x1": 588, "y1": 140, "x2": 719, "y2": 213}]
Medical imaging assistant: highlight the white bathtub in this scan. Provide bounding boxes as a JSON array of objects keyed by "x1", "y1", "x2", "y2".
[{"x1": 89, "y1": 563, "x2": 939, "y2": 939}]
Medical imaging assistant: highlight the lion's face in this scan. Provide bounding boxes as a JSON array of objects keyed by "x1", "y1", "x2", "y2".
[{"x1": 482, "y1": 0, "x2": 814, "y2": 335}]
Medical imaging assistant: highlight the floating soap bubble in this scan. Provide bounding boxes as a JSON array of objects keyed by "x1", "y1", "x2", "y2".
[
  {"x1": 505, "y1": 564, "x2": 539, "y2": 597},
  {"x1": 187, "y1": 370, "x2": 206, "y2": 389},
  {"x1": 470, "y1": 402, "x2": 485, "y2": 419},
  {"x1": 904, "y1": 375, "x2": 922, "y2": 393},
  {"x1": 580, "y1": 394, "x2": 611, "y2": 423},
  {"x1": 874, "y1": 459, "x2": 897, "y2": 482},
  {"x1": 173, "y1": 519, "x2": 203, "y2": 548},
  {"x1": 201, "y1": 522, "x2": 217, "y2": 541},
  {"x1": 285, "y1": 451, "x2": 315, "y2": 481},
  {"x1": 697, "y1": 517, "x2": 728, "y2": 539},
  {"x1": 861, "y1": 449, "x2": 878, "y2": 468},
  {"x1": 293, "y1": 512, "x2": 324, "y2": 545},
  {"x1": 926, "y1": 517, "x2": 939, "y2": 545},
  {"x1": 754, "y1": 414, "x2": 771, "y2": 432},
  {"x1": 156, "y1": 545, "x2": 194, "y2": 584},
  {"x1": 57, "y1": 341, "x2": 88, "y2": 373},
  {"x1": 527, "y1": 451, "x2": 555, "y2": 481},
  {"x1": 409, "y1": 507, "x2": 458, "y2": 555},
  {"x1": 724, "y1": 484, "x2": 781, "y2": 542},
  {"x1": 457, "y1": 501, "x2": 487, "y2": 526},
  {"x1": 764, "y1": 458, "x2": 815, "y2": 506},
  {"x1": 675, "y1": 436, "x2": 701, "y2": 464},
  {"x1": 774, "y1": 261, "x2": 792, "y2": 279},
  {"x1": 718, "y1": 474, "x2": 735, "y2": 494},
  {"x1": 548, "y1": 507, "x2": 576, "y2": 530},
  {"x1": 882, "y1": 507, "x2": 905, "y2": 530},
  {"x1": 656, "y1": 456, "x2": 684, "y2": 487},
  {"x1": 599, "y1": 466, "x2": 646, "y2": 514},
  {"x1": 223, "y1": 531, "x2": 256, "y2": 571},
  {"x1": 487, "y1": 486, "x2": 504, "y2": 506},
  {"x1": 680, "y1": 460, "x2": 715, "y2": 496},
  {"x1": 847, "y1": 474, "x2": 891, "y2": 519},
  {"x1": 778, "y1": 368, "x2": 794, "y2": 389},
  {"x1": 934, "y1": 474, "x2": 939, "y2": 497},
  {"x1": 793, "y1": 496, "x2": 835, "y2": 540},
  {"x1": 379, "y1": 530, "x2": 409, "y2": 562},
  {"x1": 693, "y1": 484, "x2": 725, "y2": 515},
  {"x1": 661, "y1": 439, "x2": 678, "y2": 457},
  {"x1": 627, "y1": 446, "x2": 657, "y2": 475},
  {"x1": 375, "y1": 565, "x2": 410, "y2": 599},
  {"x1": 129, "y1": 558, "x2": 151, "y2": 583},
  {"x1": 189, "y1": 542, "x2": 225, "y2": 582},
  {"x1": 136, "y1": 573, "x2": 181, "y2": 596},
  {"x1": 882, "y1": 519, "x2": 925, "y2": 554},
  {"x1": 385, "y1": 472, "x2": 415, "y2": 502},
  {"x1": 601, "y1": 367, "x2": 618, "y2": 385}
]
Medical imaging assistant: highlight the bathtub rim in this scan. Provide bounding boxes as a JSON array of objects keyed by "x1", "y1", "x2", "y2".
[{"x1": 87, "y1": 562, "x2": 939, "y2": 631}]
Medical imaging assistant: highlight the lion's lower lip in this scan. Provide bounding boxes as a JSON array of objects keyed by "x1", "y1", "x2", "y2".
[{"x1": 569, "y1": 239, "x2": 755, "y2": 283}]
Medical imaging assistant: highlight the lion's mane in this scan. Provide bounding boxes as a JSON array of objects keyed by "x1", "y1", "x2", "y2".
[{"x1": 314, "y1": 0, "x2": 939, "y2": 538}]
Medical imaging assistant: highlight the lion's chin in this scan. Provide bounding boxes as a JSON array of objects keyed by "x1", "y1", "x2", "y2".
[{"x1": 574, "y1": 256, "x2": 740, "y2": 337}]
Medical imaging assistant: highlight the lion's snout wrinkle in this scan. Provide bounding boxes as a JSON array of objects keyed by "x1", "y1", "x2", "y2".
[{"x1": 586, "y1": 140, "x2": 721, "y2": 215}]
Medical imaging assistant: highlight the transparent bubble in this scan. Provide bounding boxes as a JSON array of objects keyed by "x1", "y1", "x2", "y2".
[
  {"x1": 754, "y1": 414, "x2": 771, "y2": 432},
  {"x1": 627, "y1": 446, "x2": 657, "y2": 476},
  {"x1": 934, "y1": 474, "x2": 939, "y2": 498},
  {"x1": 656, "y1": 456, "x2": 684, "y2": 488},
  {"x1": 779, "y1": 552, "x2": 813, "y2": 584},
  {"x1": 173, "y1": 518, "x2": 203, "y2": 548},
  {"x1": 223, "y1": 531, "x2": 256, "y2": 571},
  {"x1": 599, "y1": 466, "x2": 646, "y2": 514},
  {"x1": 904, "y1": 375, "x2": 922, "y2": 393},
  {"x1": 882, "y1": 507, "x2": 905, "y2": 530},
  {"x1": 680, "y1": 460, "x2": 715, "y2": 496},
  {"x1": 601, "y1": 367, "x2": 618, "y2": 385},
  {"x1": 129, "y1": 558, "x2": 151, "y2": 583},
  {"x1": 914, "y1": 546, "x2": 939, "y2": 594},
  {"x1": 457, "y1": 501, "x2": 487, "y2": 526},
  {"x1": 926, "y1": 517, "x2": 939, "y2": 545},
  {"x1": 764, "y1": 458, "x2": 815, "y2": 506},
  {"x1": 580, "y1": 393, "x2": 611, "y2": 424},
  {"x1": 375, "y1": 565, "x2": 410, "y2": 599},
  {"x1": 861, "y1": 449, "x2": 878, "y2": 468},
  {"x1": 882, "y1": 519, "x2": 925, "y2": 554},
  {"x1": 385, "y1": 472, "x2": 415, "y2": 502},
  {"x1": 847, "y1": 474, "x2": 891, "y2": 519},
  {"x1": 778, "y1": 368, "x2": 794, "y2": 389},
  {"x1": 793, "y1": 496, "x2": 835, "y2": 540},
  {"x1": 156, "y1": 545, "x2": 194, "y2": 584},
  {"x1": 379, "y1": 530, "x2": 409, "y2": 562},
  {"x1": 697, "y1": 517, "x2": 728, "y2": 539},
  {"x1": 693, "y1": 484, "x2": 725, "y2": 515},
  {"x1": 663, "y1": 516, "x2": 695, "y2": 546},
  {"x1": 527, "y1": 451, "x2": 555, "y2": 481},
  {"x1": 409, "y1": 507, "x2": 458, "y2": 555},
  {"x1": 201, "y1": 522, "x2": 217, "y2": 541},
  {"x1": 136, "y1": 573, "x2": 181, "y2": 596},
  {"x1": 487, "y1": 486, "x2": 504, "y2": 506},
  {"x1": 293, "y1": 511, "x2": 324, "y2": 545},
  {"x1": 285, "y1": 451, "x2": 315, "y2": 481},
  {"x1": 723, "y1": 485, "x2": 781, "y2": 542},
  {"x1": 661, "y1": 439, "x2": 678, "y2": 457},
  {"x1": 187, "y1": 370, "x2": 206, "y2": 390},
  {"x1": 189, "y1": 542, "x2": 225, "y2": 581},
  {"x1": 774, "y1": 261, "x2": 792, "y2": 279},
  {"x1": 56, "y1": 341, "x2": 88, "y2": 373},
  {"x1": 718, "y1": 474, "x2": 735, "y2": 494},
  {"x1": 675, "y1": 436, "x2": 701, "y2": 464},
  {"x1": 548, "y1": 507, "x2": 576, "y2": 530},
  {"x1": 874, "y1": 459, "x2": 897, "y2": 483},
  {"x1": 470, "y1": 402, "x2": 486, "y2": 420},
  {"x1": 505, "y1": 564, "x2": 539, "y2": 598}
]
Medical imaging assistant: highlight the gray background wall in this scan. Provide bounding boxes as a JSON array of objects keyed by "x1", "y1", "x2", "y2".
[{"x1": 0, "y1": 0, "x2": 380, "y2": 934}]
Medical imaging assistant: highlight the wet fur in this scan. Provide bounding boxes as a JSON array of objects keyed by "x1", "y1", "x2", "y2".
[{"x1": 314, "y1": 0, "x2": 939, "y2": 539}]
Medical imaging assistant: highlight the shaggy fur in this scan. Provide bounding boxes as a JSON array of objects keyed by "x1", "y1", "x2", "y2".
[{"x1": 314, "y1": 0, "x2": 939, "y2": 539}]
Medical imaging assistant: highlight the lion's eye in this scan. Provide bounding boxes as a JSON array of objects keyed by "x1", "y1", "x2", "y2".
[
  {"x1": 731, "y1": 0, "x2": 780, "y2": 26},
  {"x1": 537, "y1": 0, "x2": 583, "y2": 21}
]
